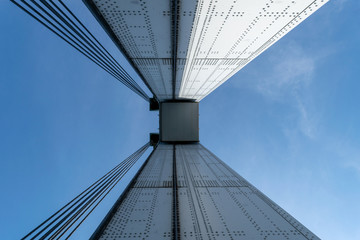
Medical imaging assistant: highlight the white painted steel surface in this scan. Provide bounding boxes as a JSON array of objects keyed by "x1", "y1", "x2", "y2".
[
  {"x1": 179, "y1": 0, "x2": 328, "y2": 100},
  {"x1": 98, "y1": 144, "x2": 319, "y2": 239},
  {"x1": 89, "y1": 0, "x2": 327, "y2": 101}
]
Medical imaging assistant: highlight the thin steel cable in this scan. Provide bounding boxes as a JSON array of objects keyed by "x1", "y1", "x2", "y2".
[
  {"x1": 28, "y1": 0, "x2": 147, "y2": 99},
  {"x1": 47, "y1": 146, "x2": 147, "y2": 239},
  {"x1": 12, "y1": 0, "x2": 149, "y2": 101},
  {"x1": 12, "y1": 0, "x2": 146, "y2": 100},
  {"x1": 20, "y1": 150, "x2": 133, "y2": 240},
  {"x1": 43, "y1": 162, "x2": 132, "y2": 240},
  {"x1": 56, "y1": 0, "x2": 149, "y2": 98},
  {"x1": 41, "y1": 0, "x2": 146, "y2": 98},
  {"x1": 29, "y1": 143, "x2": 148, "y2": 239},
  {"x1": 51, "y1": 144, "x2": 149, "y2": 239},
  {"x1": 28, "y1": 0, "x2": 146, "y2": 99},
  {"x1": 33, "y1": 153, "x2": 137, "y2": 240},
  {"x1": 28, "y1": 146, "x2": 144, "y2": 240},
  {"x1": 60, "y1": 145, "x2": 150, "y2": 239},
  {"x1": 21, "y1": 142, "x2": 150, "y2": 240}
]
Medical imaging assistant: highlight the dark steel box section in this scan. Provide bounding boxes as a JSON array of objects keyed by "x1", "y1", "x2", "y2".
[
  {"x1": 149, "y1": 98, "x2": 159, "y2": 111},
  {"x1": 149, "y1": 133, "x2": 159, "y2": 146},
  {"x1": 160, "y1": 102, "x2": 199, "y2": 142}
]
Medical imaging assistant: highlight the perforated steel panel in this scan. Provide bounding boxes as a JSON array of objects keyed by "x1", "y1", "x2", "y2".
[
  {"x1": 88, "y1": 0, "x2": 173, "y2": 100},
  {"x1": 176, "y1": 144, "x2": 319, "y2": 240},
  {"x1": 87, "y1": 0, "x2": 197, "y2": 100},
  {"x1": 98, "y1": 145, "x2": 173, "y2": 240},
  {"x1": 179, "y1": 0, "x2": 328, "y2": 100},
  {"x1": 87, "y1": 0, "x2": 327, "y2": 101},
  {"x1": 96, "y1": 144, "x2": 319, "y2": 239}
]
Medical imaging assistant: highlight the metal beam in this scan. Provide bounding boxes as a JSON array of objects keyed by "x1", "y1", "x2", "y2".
[
  {"x1": 172, "y1": 145, "x2": 180, "y2": 240},
  {"x1": 171, "y1": 0, "x2": 179, "y2": 99}
]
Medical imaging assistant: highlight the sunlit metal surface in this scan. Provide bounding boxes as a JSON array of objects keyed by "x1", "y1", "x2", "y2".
[{"x1": 179, "y1": 0, "x2": 328, "y2": 100}]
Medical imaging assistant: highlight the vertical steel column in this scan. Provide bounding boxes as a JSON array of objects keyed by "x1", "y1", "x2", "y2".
[
  {"x1": 172, "y1": 144, "x2": 180, "y2": 240},
  {"x1": 171, "y1": 0, "x2": 179, "y2": 99}
]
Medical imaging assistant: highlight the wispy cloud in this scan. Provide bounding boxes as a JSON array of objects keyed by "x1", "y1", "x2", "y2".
[
  {"x1": 295, "y1": 96, "x2": 318, "y2": 139},
  {"x1": 255, "y1": 42, "x2": 315, "y2": 101},
  {"x1": 245, "y1": 41, "x2": 322, "y2": 139}
]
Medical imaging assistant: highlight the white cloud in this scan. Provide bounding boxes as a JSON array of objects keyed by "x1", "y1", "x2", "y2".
[
  {"x1": 255, "y1": 42, "x2": 315, "y2": 100},
  {"x1": 295, "y1": 97, "x2": 317, "y2": 139},
  {"x1": 250, "y1": 41, "x2": 321, "y2": 139}
]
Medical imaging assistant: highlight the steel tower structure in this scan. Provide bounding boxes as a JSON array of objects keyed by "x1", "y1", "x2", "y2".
[
  {"x1": 13, "y1": 0, "x2": 328, "y2": 239},
  {"x1": 83, "y1": 1, "x2": 327, "y2": 239}
]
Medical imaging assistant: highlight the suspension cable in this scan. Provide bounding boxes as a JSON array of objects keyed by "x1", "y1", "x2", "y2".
[
  {"x1": 21, "y1": 142, "x2": 150, "y2": 240},
  {"x1": 11, "y1": 0, "x2": 150, "y2": 101},
  {"x1": 56, "y1": 0, "x2": 145, "y2": 96}
]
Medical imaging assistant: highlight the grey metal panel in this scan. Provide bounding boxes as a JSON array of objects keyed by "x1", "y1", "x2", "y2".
[
  {"x1": 99, "y1": 187, "x2": 172, "y2": 239},
  {"x1": 133, "y1": 144, "x2": 173, "y2": 188},
  {"x1": 176, "y1": 144, "x2": 319, "y2": 240},
  {"x1": 98, "y1": 144, "x2": 173, "y2": 239},
  {"x1": 98, "y1": 143, "x2": 319, "y2": 240},
  {"x1": 89, "y1": 0, "x2": 173, "y2": 100},
  {"x1": 87, "y1": 0, "x2": 197, "y2": 101}
]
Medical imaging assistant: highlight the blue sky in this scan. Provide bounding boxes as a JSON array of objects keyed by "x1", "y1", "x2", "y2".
[{"x1": 1, "y1": 0, "x2": 359, "y2": 239}]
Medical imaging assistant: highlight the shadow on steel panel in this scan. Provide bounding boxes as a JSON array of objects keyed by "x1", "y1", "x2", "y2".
[{"x1": 95, "y1": 144, "x2": 319, "y2": 240}]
